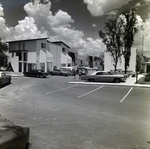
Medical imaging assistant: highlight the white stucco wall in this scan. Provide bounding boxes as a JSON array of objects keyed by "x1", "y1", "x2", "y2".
[
  {"x1": 27, "y1": 52, "x2": 36, "y2": 63},
  {"x1": 49, "y1": 43, "x2": 61, "y2": 70},
  {"x1": 104, "y1": 48, "x2": 136, "y2": 72},
  {"x1": 11, "y1": 56, "x2": 19, "y2": 72}
]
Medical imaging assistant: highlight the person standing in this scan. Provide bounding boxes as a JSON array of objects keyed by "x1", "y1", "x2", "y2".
[
  {"x1": 73, "y1": 69, "x2": 76, "y2": 79},
  {"x1": 78, "y1": 69, "x2": 82, "y2": 79}
]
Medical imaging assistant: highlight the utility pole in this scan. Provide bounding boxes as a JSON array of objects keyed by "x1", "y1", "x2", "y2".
[{"x1": 141, "y1": 25, "x2": 144, "y2": 73}]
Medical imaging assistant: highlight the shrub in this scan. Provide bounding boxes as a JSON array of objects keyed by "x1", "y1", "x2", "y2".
[{"x1": 144, "y1": 73, "x2": 150, "y2": 82}]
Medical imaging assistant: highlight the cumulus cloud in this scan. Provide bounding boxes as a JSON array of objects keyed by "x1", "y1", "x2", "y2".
[
  {"x1": 133, "y1": 16, "x2": 150, "y2": 56},
  {"x1": 0, "y1": 4, "x2": 10, "y2": 40},
  {"x1": 78, "y1": 38, "x2": 105, "y2": 56},
  {"x1": 83, "y1": 0, "x2": 132, "y2": 16},
  {"x1": 8, "y1": 17, "x2": 48, "y2": 40},
  {"x1": 92, "y1": 23, "x2": 96, "y2": 27},
  {"x1": 8, "y1": 0, "x2": 104, "y2": 56}
]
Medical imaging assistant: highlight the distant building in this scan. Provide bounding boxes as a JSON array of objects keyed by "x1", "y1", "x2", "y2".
[
  {"x1": 52, "y1": 41, "x2": 77, "y2": 67},
  {"x1": 7, "y1": 38, "x2": 76, "y2": 72},
  {"x1": 76, "y1": 53, "x2": 104, "y2": 69}
]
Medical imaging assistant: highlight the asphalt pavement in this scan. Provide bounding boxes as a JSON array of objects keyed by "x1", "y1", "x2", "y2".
[{"x1": 0, "y1": 75, "x2": 150, "y2": 149}]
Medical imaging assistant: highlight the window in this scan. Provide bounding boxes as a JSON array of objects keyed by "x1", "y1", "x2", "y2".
[
  {"x1": 41, "y1": 43, "x2": 46, "y2": 48},
  {"x1": 24, "y1": 63, "x2": 27, "y2": 72},
  {"x1": 16, "y1": 52, "x2": 22, "y2": 61},
  {"x1": 96, "y1": 72, "x2": 107, "y2": 75},
  {"x1": 96, "y1": 72, "x2": 103, "y2": 75},
  {"x1": 22, "y1": 43, "x2": 25, "y2": 50},
  {"x1": 18, "y1": 42, "x2": 25, "y2": 50},
  {"x1": 18, "y1": 43, "x2": 21, "y2": 50},
  {"x1": 19, "y1": 53, "x2": 22, "y2": 61},
  {"x1": 62, "y1": 48, "x2": 66, "y2": 52},
  {"x1": 19, "y1": 62, "x2": 22, "y2": 72},
  {"x1": 24, "y1": 52, "x2": 27, "y2": 61}
]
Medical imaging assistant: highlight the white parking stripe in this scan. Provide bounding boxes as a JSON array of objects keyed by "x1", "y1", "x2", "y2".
[
  {"x1": 45, "y1": 85, "x2": 78, "y2": 94},
  {"x1": 120, "y1": 87, "x2": 133, "y2": 103},
  {"x1": 78, "y1": 86, "x2": 103, "y2": 98}
]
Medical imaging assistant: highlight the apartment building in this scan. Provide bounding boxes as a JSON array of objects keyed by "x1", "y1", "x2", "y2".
[{"x1": 7, "y1": 38, "x2": 74, "y2": 72}]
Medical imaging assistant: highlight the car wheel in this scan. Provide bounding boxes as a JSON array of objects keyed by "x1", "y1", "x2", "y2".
[
  {"x1": 113, "y1": 78, "x2": 120, "y2": 83},
  {"x1": 0, "y1": 81, "x2": 2, "y2": 88},
  {"x1": 88, "y1": 78, "x2": 95, "y2": 82},
  {"x1": 37, "y1": 74, "x2": 40, "y2": 78},
  {"x1": 9, "y1": 78, "x2": 11, "y2": 84}
]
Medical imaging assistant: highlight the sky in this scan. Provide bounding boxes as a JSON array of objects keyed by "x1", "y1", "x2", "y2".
[{"x1": 0, "y1": 0, "x2": 150, "y2": 57}]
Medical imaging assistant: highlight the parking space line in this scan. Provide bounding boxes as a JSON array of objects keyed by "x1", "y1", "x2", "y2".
[
  {"x1": 78, "y1": 86, "x2": 103, "y2": 98},
  {"x1": 120, "y1": 87, "x2": 133, "y2": 103},
  {"x1": 45, "y1": 85, "x2": 78, "y2": 94}
]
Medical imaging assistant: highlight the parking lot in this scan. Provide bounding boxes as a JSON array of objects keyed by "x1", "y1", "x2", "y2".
[{"x1": 0, "y1": 76, "x2": 150, "y2": 149}]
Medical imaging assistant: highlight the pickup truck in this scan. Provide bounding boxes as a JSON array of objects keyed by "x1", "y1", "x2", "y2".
[{"x1": 23, "y1": 69, "x2": 49, "y2": 78}]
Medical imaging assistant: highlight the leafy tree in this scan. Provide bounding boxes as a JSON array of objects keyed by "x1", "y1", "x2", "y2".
[
  {"x1": 0, "y1": 38, "x2": 8, "y2": 69},
  {"x1": 99, "y1": 18, "x2": 124, "y2": 71},
  {"x1": 120, "y1": 9, "x2": 138, "y2": 73}
]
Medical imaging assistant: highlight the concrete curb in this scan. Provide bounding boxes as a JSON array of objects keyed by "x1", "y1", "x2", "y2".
[{"x1": 68, "y1": 81, "x2": 150, "y2": 88}]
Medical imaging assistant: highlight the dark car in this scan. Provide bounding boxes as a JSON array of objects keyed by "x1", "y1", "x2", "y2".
[
  {"x1": 23, "y1": 69, "x2": 49, "y2": 78},
  {"x1": 0, "y1": 116, "x2": 31, "y2": 149},
  {"x1": 49, "y1": 69, "x2": 71, "y2": 76},
  {"x1": 0, "y1": 72, "x2": 11, "y2": 88}
]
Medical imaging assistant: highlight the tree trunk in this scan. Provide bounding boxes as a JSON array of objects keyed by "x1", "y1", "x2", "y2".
[{"x1": 124, "y1": 58, "x2": 128, "y2": 74}]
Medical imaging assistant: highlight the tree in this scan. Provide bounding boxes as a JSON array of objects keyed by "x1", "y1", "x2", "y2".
[
  {"x1": 99, "y1": 18, "x2": 124, "y2": 71},
  {"x1": 0, "y1": 38, "x2": 8, "y2": 69},
  {"x1": 120, "y1": 9, "x2": 138, "y2": 73}
]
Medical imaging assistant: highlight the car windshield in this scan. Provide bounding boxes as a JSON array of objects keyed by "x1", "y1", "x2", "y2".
[
  {"x1": 37, "y1": 69, "x2": 43, "y2": 72},
  {"x1": 107, "y1": 71, "x2": 113, "y2": 75}
]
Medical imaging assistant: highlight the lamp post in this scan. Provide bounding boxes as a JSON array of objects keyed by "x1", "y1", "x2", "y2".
[{"x1": 141, "y1": 25, "x2": 144, "y2": 73}]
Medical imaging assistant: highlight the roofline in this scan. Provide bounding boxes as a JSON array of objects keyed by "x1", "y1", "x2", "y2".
[
  {"x1": 52, "y1": 41, "x2": 70, "y2": 48},
  {"x1": 6, "y1": 37, "x2": 49, "y2": 43}
]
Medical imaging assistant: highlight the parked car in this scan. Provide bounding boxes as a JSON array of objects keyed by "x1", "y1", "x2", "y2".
[
  {"x1": 23, "y1": 69, "x2": 49, "y2": 78},
  {"x1": 0, "y1": 72, "x2": 11, "y2": 88},
  {"x1": 0, "y1": 116, "x2": 31, "y2": 149},
  {"x1": 81, "y1": 71, "x2": 126, "y2": 83},
  {"x1": 49, "y1": 69, "x2": 72, "y2": 76}
]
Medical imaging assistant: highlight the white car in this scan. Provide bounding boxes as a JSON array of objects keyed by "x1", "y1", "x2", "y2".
[{"x1": 81, "y1": 71, "x2": 126, "y2": 83}]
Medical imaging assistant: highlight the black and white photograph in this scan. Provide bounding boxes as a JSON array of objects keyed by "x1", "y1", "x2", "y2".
[{"x1": 0, "y1": 0, "x2": 150, "y2": 148}]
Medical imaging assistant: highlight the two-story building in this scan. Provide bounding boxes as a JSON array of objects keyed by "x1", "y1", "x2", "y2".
[
  {"x1": 104, "y1": 47, "x2": 137, "y2": 72},
  {"x1": 7, "y1": 38, "x2": 74, "y2": 72}
]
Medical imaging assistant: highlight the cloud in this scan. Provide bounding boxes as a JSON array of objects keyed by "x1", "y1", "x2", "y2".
[
  {"x1": 6, "y1": 1, "x2": 104, "y2": 56},
  {"x1": 8, "y1": 17, "x2": 48, "y2": 40},
  {"x1": 0, "y1": 4, "x2": 10, "y2": 40},
  {"x1": 133, "y1": 15, "x2": 150, "y2": 56},
  {"x1": 106, "y1": 10, "x2": 118, "y2": 16},
  {"x1": 92, "y1": 23, "x2": 96, "y2": 27},
  {"x1": 83, "y1": 0, "x2": 132, "y2": 16}
]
